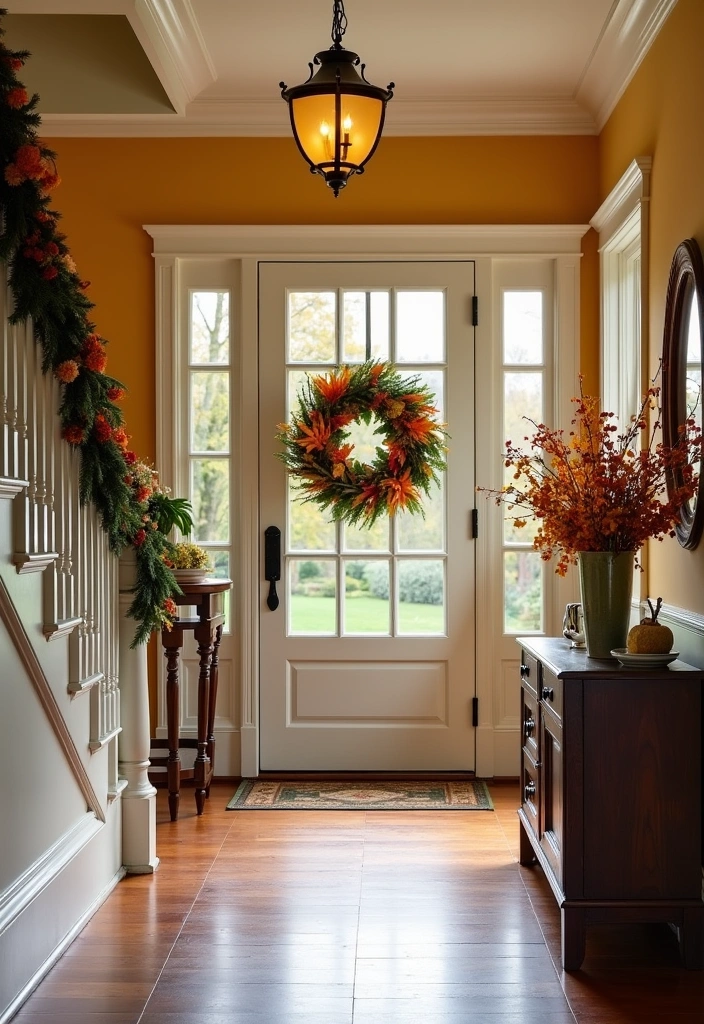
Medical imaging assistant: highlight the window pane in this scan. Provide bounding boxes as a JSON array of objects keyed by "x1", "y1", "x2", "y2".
[
  {"x1": 503, "y1": 372, "x2": 542, "y2": 543},
  {"x1": 289, "y1": 559, "x2": 336, "y2": 634},
  {"x1": 288, "y1": 292, "x2": 336, "y2": 363},
  {"x1": 288, "y1": 480, "x2": 336, "y2": 552},
  {"x1": 191, "y1": 459, "x2": 229, "y2": 543},
  {"x1": 503, "y1": 291, "x2": 543, "y2": 364},
  {"x1": 342, "y1": 291, "x2": 389, "y2": 362},
  {"x1": 412, "y1": 369, "x2": 444, "y2": 418},
  {"x1": 397, "y1": 559, "x2": 445, "y2": 635},
  {"x1": 344, "y1": 560, "x2": 390, "y2": 635},
  {"x1": 504, "y1": 551, "x2": 543, "y2": 633},
  {"x1": 397, "y1": 478, "x2": 444, "y2": 552},
  {"x1": 191, "y1": 292, "x2": 229, "y2": 364},
  {"x1": 396, "y1": 291, "x2": 444, "y2": 363},
  {"x1": 191, "y1": 371, "x2": 229, "y2": 452},
  {"x1": 343, "y1": 517, "x2": 389, "y2": 552},
  {"x1": 686, "y1": 298, "x2": 702, "y2": 433}
]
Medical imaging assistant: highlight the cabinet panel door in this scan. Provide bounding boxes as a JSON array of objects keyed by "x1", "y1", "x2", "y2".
[{"x1": 539, "y1": 709, "x2": 563, "y2": 885}]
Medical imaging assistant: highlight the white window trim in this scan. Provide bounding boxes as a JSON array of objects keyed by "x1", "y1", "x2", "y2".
[
  {"x1": 146, "y1": 224, "x2": 588, "y2": 779},
  {"x1": 591, "y1": 157, "x2": 651, "y2": 606}
]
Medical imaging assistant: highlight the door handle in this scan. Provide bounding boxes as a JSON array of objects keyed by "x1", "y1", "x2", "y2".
[{"x1": 264, "y1": 526, "x2": 281, "y2": 610}]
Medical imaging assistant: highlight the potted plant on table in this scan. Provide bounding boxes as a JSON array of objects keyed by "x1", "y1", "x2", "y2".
[
  {"x1": 164, "y1": 540, "x2": 214, "y2": 583},
  {"x1": 479, "y1": 379, "x2": 702, "y2": 658}
]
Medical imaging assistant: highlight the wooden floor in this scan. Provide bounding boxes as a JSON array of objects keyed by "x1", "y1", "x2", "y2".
[{"x1": 12, "y1": 782, "x2": 704, "y2": 1024}]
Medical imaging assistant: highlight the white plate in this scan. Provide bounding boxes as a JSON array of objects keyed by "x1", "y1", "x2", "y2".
[{"x1": 610, "y1": 648, "x2": 679, "y2": 668}]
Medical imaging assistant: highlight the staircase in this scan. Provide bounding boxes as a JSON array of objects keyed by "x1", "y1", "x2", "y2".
[{"x1": 0, "y1": 264, "x2": 125, "y2": 1022}]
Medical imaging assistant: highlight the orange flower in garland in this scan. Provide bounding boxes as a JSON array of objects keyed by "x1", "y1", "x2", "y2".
[
  {"x1": 93, "y1": 414, "x2": 113, "y2": 443},
  {"x1": 62, "y1": 424, "x2": 85, "y2": 445},
  {"x1": 276, "y1": 361, "x2": 448, "y2": 528},
  {"x1": 6, "y1": 86, "x2": 27, "y2": 108},
  {"x1": 54, "y1": 360, "x2": 79, "y2": 383},
  {"x1": 82, "y1": 334, "x2": 108, "y2": 373},
  {"x1": 478, "y1": 378, "x2": 703, "y2": 576}
]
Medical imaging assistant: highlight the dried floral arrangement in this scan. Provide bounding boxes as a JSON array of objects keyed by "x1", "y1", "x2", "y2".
[
  {"x1": 276, "y1": 361, "x2": 447, "y2": 527},
  {"x1": 479, "y1": 379, "x2": 702, "y2": 575}
]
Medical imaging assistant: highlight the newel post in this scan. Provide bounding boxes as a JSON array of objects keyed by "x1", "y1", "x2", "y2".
[{"x1": 118, "y1": 549, "x2": 159, "y2": 873}]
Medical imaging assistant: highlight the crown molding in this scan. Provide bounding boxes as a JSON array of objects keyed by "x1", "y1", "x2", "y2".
[
  {"x1": 37, "y1": 95, "x2": 597, "y2": 138},
  {"x1": 591, "y1": 155, "x2": 652, "y2": 238},
  {"x1": 576, "y1": 0, "x2": 677, "y2": 132},
  {"x1": 128, "y1": 0, "x2": 216, "y2": 114}
]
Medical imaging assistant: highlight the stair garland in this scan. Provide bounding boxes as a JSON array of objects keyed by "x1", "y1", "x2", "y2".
[{"x1": 0, "y1": 10, "x2": 186, "y2": 644}]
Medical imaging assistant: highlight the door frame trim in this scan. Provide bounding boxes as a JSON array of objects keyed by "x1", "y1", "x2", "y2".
[{"x1": 147, "y1": 224, "x2": 589, "y2": 778}]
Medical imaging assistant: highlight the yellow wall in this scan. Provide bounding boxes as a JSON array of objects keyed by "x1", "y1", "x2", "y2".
[
  {"x1": 42, "y1": 133, "x2": 599, "y2": 716},
  {"x1": 599, "y1": 0, "x2": 704, "y2": 614},
  {"x1": 44, "y1": 134, "x2": 600, "y2": 462}
]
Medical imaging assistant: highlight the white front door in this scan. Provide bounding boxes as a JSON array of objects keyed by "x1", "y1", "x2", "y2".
[{"x1": 259, "y1": 261, "x2": 476, "y2": 770}]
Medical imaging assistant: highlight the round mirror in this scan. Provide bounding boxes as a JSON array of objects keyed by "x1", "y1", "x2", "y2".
[{"x1": 662, "y1": 238, "x2": 704, "y2": 549}]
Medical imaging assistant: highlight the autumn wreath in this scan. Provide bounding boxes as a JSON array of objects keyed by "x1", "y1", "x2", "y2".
[{"x1": 276, "y1": 362, "x2": 448, "y2": 527}]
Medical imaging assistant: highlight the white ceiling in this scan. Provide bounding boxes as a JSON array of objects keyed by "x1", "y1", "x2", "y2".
[{"x1": 3, "y1": 0, "x2": 678, "y2": 135}]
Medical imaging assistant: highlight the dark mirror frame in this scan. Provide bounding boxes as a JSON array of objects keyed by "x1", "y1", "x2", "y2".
[{"x1": 662, "y1": 237, "x2": 704, "y2": 550}]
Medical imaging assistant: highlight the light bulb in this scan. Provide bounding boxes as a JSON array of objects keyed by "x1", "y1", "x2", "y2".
[
  {"x1": 343, "y1": 115, "x2": 353, "y2": 132},
  {"x1": 319, "y1": 121, "x2": 330, "y2": 138}
]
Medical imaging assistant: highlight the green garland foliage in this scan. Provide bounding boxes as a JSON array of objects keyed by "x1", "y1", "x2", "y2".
[
  {"x1": 276, "y1": 361, "x2": 448, "y2": 527},
  {"x1": 0, "y1": 10, "x2": 188, "y2": 645}
]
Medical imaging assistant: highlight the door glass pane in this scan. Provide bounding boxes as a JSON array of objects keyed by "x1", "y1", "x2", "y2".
[
  {"x1": 343, "y1": 560, "x2": 390, "y2": 635},
  {"x1": 503, "y1": 372, "x2": 543, "y2": 543},
  {"x1": 504, "y1": 551, "x2": 543, "y2": 632},
  {"x1": 191, "y1": 371, "x2": 229, "y2": 452},
  {"x1": 396, "y1": 291, "x2": 444, "y2": 363},
  {"x1": 397, "y1": 559, "x2": 445, "y2": 635},
  {"x1": 289, "y1": 559, "x2": 336, "y2": 634},
  {"x1": 412, "y1": 369, "x2": 445, "y2": 417},
  {"x1": 503, "y1": 291, "x2": 543, "y2": 364},
  {"x1": 343, "y1": 517, "x2": 389, "y2": 552},
  {"x1": 288, "y1": 369, "x2": 310, "y2": 417},
  {"x1": 191, "y1": 459, "x2": 229, "y2": 542},
  {"x1": 288, "y1": 292, "x2": 336, "y2": 363},
  {"x1": 397, "y1": 478, "x2": 444, "y2": 552},
  {"x1": 342, "y1": 291, "x2": 390, "y2": 362},
  {"x1": 190, "y1": 291, "x2": 229, "y2": 364},
  {"x1": 288, "y1": 480, "x2": 336, "y2": 552}
]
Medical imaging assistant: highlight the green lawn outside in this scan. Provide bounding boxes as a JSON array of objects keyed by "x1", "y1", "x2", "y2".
[{"x1": 289, "y1": 594, "x2": 444, "y2": 634}]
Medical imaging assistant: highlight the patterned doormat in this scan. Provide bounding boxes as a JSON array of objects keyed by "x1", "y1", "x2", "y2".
[{"x1": 226, "y1": 779, "x2": 493, "y2": 811}]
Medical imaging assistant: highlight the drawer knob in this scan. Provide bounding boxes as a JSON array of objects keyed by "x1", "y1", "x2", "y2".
[
  {"x1": 520, "y1": 664, "x2": 530, "y2": 678},
  {"x1": 524, "y1": 716, "x2": 535, "y2": 737},
  {"x1": 524, "y1": 781, "x2": 536, "y2": 800},
  {"x1": 542, "y1": 686, "x2": 554, "y2": 701}
]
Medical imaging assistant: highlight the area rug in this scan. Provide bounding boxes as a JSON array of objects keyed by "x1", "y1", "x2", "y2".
[{"x1": 226, "y1": 779, "x2": 493, "y2": 811}]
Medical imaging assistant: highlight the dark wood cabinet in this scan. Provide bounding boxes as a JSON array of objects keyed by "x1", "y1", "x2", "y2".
[{"x1": 517, "y1": 636, "x2": 704, "y2": 971}]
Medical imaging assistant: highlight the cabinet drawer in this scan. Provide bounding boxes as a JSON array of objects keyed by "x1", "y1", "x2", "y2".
[
  {"x1": 520, "y1": 651, "x2": 540, "y2": 698},
  {"x1": 521, "y1": 752, "x2": 540, "y2": 838},
  {"x1": 521, "y1": 686, "x2": 539, "y2": 762},
  {"x1": 540, "y1": 665, "x2": 563, "y2": 722}
]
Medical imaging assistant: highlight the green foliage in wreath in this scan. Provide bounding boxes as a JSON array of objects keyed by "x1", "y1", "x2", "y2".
[{"x1": 276, "y1": 361, "x2": 448, "y2": 528}]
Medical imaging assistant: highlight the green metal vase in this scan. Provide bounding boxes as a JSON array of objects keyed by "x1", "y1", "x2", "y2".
[{"x1": 577, "y1": 551, "x2": 634, "y2": 659}]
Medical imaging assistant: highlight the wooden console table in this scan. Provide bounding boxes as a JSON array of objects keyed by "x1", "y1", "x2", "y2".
[
  {"x1": 517, "y1": 636, "x2": 703, "y2": 971},
  {"x1": 149, "y1": 577, "x2": 231, "y2": 821}
]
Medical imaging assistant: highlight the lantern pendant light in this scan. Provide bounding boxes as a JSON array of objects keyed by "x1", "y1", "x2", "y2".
[{"x1": 280, "y1": 0, "x2": 394, "y2": 197}]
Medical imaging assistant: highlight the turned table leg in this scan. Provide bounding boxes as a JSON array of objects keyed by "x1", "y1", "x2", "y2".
[
  {"x1": 194, "y1": 627, "x2": 213, "y2": 815},
  {"x1": 163, "y1": 637, "x2": 182, "y2": 822},
  {"x1": 205, "y1": 624, "x2": 223, "y2": 798}
]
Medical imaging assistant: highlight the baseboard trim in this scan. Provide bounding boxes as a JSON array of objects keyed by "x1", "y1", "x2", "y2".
[
  {"x1": 0, "y1": 813, "x2": 102, "y2": 938},
  {"x1": 0, "y1": 864, "x2": 125, "y2": 1024}
]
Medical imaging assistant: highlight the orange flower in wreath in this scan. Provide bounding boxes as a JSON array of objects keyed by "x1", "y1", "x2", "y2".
[
  {"x1": 295, "y1": 410, "x2": 331, "y2": 453},
  {"x1": 312, "y1": 366, "x2": 351, "y2": 404},
  {"x1": 383, "y1": 468, "x2": 419, "y2": 514}
]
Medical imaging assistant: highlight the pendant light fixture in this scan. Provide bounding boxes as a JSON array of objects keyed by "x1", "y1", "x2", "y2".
[{"x1": 280, "y1": 0, "x2": 394, "y2": 197}]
